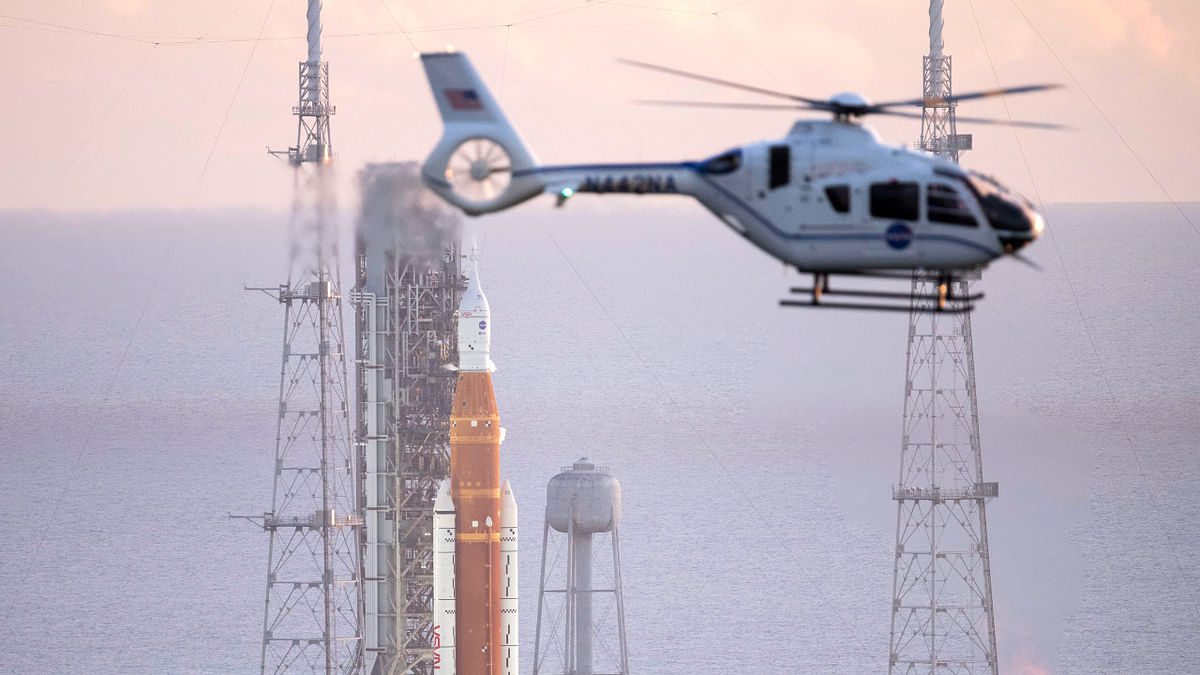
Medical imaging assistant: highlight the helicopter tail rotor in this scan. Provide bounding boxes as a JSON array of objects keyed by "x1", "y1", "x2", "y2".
[{"x1": 421, "y1": 53, "x2": 545, "y2": 215}]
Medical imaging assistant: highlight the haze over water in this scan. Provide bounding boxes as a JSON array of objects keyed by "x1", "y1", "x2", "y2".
[{"x1": 0, "y1": 200, "x2": 1197, "y2": 673}]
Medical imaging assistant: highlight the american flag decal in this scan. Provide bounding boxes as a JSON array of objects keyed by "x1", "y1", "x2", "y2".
[{"x1": 444, "y1": 88, "x2": 484, "y2": 111}]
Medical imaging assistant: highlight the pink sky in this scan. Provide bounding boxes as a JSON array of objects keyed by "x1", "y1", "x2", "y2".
[{"x1": 1, "y1": 0, "x2": 1197, "y2": 211}]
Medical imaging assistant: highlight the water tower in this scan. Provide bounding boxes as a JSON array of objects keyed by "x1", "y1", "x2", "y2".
[{"x1": 533, "y1": 459, "x2": 629, "y2": 675}]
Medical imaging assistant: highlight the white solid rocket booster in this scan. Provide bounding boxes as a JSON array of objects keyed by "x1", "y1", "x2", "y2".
[
  {"x1": 500, "y1": 480, "x2": 519, "y2": 675},
  {"x1": 433, "y1": 480, "x2": 456, "y2": 674}
]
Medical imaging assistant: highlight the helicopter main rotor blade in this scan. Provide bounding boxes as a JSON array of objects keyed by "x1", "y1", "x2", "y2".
[
  {"x1": 620, "y1": 58, "x2": 831, "y2": 108},
  {"x1": 939, "y1": 114, "x2": 1068, "y2": 130},
  {"x1": 867, "y1": 108, "x2": 1068, "y2": 129},
  {"x1": 866, "y1": 83, "x2": 1063, "y2": 111},
  {"x1": 635, "y1": 99, "x2": 813, "y2": 111},
  {"x1": 636, "y1": 100, "x2": 1067, "y2": 128},
  {"x1": 623, "y1": 59, "x2": 1064, "y2": 128},
  {"x1": 1009, "y1": 252, "x2": 1043, "y2": 271}
]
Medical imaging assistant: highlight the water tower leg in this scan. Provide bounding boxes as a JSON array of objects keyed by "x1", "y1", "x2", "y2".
[
  {"x1": 533, "y1": 519, "x2": 550, "y2": 675},
  {"x1": 612, "y1": 526, "x2": 629, "y2": 674}
]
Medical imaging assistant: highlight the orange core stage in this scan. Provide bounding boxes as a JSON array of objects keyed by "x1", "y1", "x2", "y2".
[{"x1": 449, "y1": 370, "x2": 502, "y2": 674}]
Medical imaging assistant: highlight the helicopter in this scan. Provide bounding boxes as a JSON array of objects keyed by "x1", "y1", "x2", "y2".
[{"x1": 417, "y1": 52, "x2": 1058, "y2": 311}]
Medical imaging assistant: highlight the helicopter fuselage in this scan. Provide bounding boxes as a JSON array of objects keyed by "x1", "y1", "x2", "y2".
[
  {"x1": 417, "y1": 52, "x2": 1043, "y2": 276},
  {"x1": 513, "y1": 120, "x2": 1040, "y2": 272}
]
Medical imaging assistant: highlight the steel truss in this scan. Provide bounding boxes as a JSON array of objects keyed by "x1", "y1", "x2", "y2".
[
  {"x1": 254, "y1": 15, "x2": 364, "y2": 667},
  {"x1": 259, "y1": 270, "x2": 363, "y2": 675},
  {"x1": 356, "y1": 240, "x2": 464, "y2": 675},
  {"x1": 889, "y1": 274, "x2": 998, "y2": 674},
  {"x1": 890, "y1": 5, "x2": 998, "y2": 672}
]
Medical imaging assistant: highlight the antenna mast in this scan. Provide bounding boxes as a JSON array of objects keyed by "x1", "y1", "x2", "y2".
[
  {"x1": 888, "y1": 2, "x2": 999, "y2": 673},
  {"x1": 918, "y1": 0, "x2": 970, "y2": 162}
]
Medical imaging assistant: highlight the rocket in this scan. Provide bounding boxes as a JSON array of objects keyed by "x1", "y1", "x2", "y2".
[{"x1": 432, "y1": 253, "x2": 518, "y2": 675}]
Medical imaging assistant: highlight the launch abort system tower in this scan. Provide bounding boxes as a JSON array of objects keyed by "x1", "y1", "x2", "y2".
[{"x1": 888, "y1": 2, "x2": 998, "y2": 673}]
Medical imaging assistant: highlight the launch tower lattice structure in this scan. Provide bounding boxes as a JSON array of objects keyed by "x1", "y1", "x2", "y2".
[
  {"x1": 255, "y1": 2, "x2": 364, "y2": 673},
  {"x1": 354, "y1": 233, "x2": 464, "y2": 675},
  {"x1": 888, "y1": 2, "x2": 998, "y2": 673}
]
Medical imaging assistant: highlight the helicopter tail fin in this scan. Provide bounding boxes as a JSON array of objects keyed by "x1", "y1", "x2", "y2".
[{"x1": 420, "y1": 52, "x2": 544, "y2": 215}]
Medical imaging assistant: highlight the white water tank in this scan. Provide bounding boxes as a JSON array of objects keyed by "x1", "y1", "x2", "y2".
[{"x1": 545, "y1": 458, "x2": 620, "y2": 534}]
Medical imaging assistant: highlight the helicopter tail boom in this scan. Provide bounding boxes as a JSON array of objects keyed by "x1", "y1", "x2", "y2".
[{"x1": 420, "y1": 52, "x2": 544, "y2": 215}]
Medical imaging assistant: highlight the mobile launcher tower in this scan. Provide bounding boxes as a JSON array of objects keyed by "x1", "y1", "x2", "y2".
[{"x1": 352, "y1": 163, "x2": 464, "y2": 675}]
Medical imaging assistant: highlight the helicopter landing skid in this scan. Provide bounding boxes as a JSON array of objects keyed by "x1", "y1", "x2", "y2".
[{"x1": 780, "y1": 272, "x2": 982, "y2": 313}]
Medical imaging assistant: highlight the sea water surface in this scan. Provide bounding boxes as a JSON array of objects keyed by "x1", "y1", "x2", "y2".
[{"x1": 0, "y1": 201, "x2": 1197, "y2": 673}]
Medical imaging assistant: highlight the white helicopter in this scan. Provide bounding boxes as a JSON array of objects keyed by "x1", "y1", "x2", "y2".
[{"x1": 417, "y1": 52, "x2": 1058, "y2": 311}]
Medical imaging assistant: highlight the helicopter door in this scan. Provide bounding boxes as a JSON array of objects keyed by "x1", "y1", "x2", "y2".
[
  {"x1": 869, "y1": 182, "x2": 919, "y2": 221},
  {"x1": 867, "y1": 181, "x2": 920, "y2": 260},
  {"x1": 752, "y1": 143, "x2": 798, "y2": 229},
  {"x1": 768, "y1": 141, "x2": 817, "y2": 231}
]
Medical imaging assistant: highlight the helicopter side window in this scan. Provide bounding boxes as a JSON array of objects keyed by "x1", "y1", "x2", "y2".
[
  {"x1": 927, "y1": 183, "x2": 977, "y2": 226},
  {"x1": 870, "y1": 182, "x2": 918, "y2": 221},
  {"x1": 769, "y1": 145, "x2": 790, "y2": 189},
  {"x1": 699, "y1": 149, "x2": 742, "y2": 175},
  {"x1": 824, "y1": 185, "x2": 851, "y2": 213}
]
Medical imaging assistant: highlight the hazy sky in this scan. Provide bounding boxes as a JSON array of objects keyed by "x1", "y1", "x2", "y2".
[{"x1": 2, "y1": 0, "x2": 1198, "y2": 211}]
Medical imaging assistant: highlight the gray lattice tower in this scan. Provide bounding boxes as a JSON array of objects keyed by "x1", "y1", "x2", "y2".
[
  {"x1": 888, "y1": 3, "x2": 998, "y2": 673},
  {"x1": 290, "y1": 0, "x2": 334, "y2": 166},
  {"x1": 256, "y1": 2, "x2": 364, "y2": 673},
  {"x1": 916, "y1": 0, "x2": 970, "y2": 163},
  {"x1": 534, "y1": 459, "x2": 629, "y2": 675},
  {"x1": 353, "y1": 164, "x2": 464, "y2": 675}
]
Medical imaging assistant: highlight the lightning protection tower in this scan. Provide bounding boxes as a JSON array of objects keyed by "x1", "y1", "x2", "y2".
[
  {"x1": 887, "y1": 2, "x2": 998, "y2": 673},
  {"x1": 254, "y1": 2, "x2": 363, "y2": 673}
]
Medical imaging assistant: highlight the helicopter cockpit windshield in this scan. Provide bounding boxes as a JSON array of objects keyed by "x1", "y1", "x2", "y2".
[{"x1": 962, "y1": 170, "x2": 1043, "y2": 252}]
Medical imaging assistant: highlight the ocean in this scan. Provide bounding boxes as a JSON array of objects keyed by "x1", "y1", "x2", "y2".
[{"x1": 1, "y1": 199, "x2": 1197, "y2": 673}]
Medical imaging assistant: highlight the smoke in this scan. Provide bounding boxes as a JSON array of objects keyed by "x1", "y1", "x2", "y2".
[
  {"x1": 355, "y1": 161, "x2": 460, "y2": 293},
  {"x1": 287, "y1": 163, "x2": 339, "y2": 285}
]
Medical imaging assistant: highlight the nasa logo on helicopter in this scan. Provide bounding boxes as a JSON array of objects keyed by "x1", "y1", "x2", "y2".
[
  {"x1": 886, "y1": 223, "x2": 914, "y2": 250},
  {"x1": 417, "y1": 53, "x2": 1060, "y2": 312}
]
